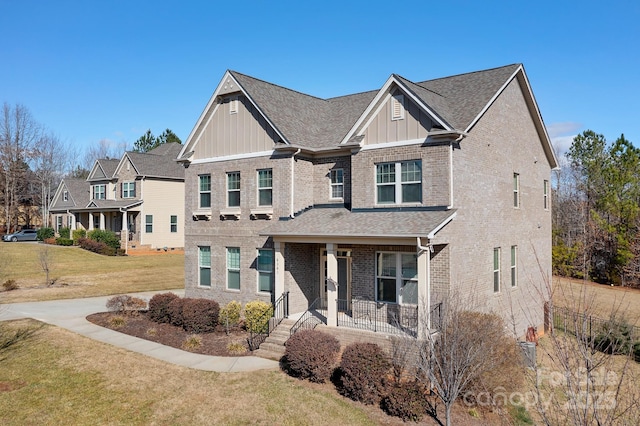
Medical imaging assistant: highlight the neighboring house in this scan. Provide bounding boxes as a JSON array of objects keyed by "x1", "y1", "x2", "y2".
[
  {"x1": 177, "y1": 64, "x2": 558, "y2": 341},
  {"x1": 50, "y1": 143, "x2": 185, "y2": 251}
]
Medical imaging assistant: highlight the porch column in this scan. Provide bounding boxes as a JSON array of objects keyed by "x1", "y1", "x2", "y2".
[
  {"x1": 70, "y1": 213, "x2": 76, "y2": 230},
  {"x1": 99, "y1": 212, "x2": 105, "y2": 230},
  {"x1": 417, "y1": 246, "x2": 431, "y2": 339},
  {"x1": 326, "y1": 243, "x2": 338, "y2": 327},
  {"x1": 88, "y1": 213, "x2": 94, "y2": 230},
  {"x1": 121, "y1": 211, "x2": 128, "y2": 253},
  {"x1": 274, "y1": 241, "x2": 285, "y2": 298}
]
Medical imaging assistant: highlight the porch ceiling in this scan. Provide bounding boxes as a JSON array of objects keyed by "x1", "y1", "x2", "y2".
[{"x1": 260, "y1": 207, "x2": 456, "y2": 242}]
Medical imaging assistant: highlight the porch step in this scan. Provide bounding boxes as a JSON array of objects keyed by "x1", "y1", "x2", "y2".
[{"x1": 254, "y1": 318, "x2": 296, "y2": 361}]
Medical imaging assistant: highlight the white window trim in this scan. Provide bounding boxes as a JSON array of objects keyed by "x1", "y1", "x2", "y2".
[
  {"x1": 198, "y1": 246, "x2": 211, "y2": 288},
  {"x1": 257, "y1": 249, "x2": 274, "y2": 294},
  {"x1": 145, "y1": 215, "x2": 153, "y2": 233},
  {"x1": 170, "y1": 215, "x2": 178, "y2": 233},
  {"x1": 391, "y1": 94, "x2": 405, "y2": 121},
  {"x1": 375, "y1": 251, "x2": 418, "y2": 305},
  {"x1": 226, "y1": 247, "x2": 240, "y2": 291},
  {"x1": 199, "y1": 174, "x2": 211, "y2": 209},
  {"x1": 375, "y1": 160, "x2": 422, "y2": 205},
  {"x1": 510, "y1": 245, "x2": 517, "y2": 288},
  {"x1": 493, "y1": 247, "x2": 501, "y2": 293},
  {"x1": 92, "y1": 184, "x2": 106, "y2": 200},
  {"x1": 63, "y1": 191, "x2": 68, "y2": 201},
  {"x1": 227, "y1": 171, "x2": 241, "y2": 208},
  {"x1": 122, "y1": 181, "x2": 135, "y2": 198},
  {"x1": 543, "y1": 180, "x2": 549, "y2": 210},
  {"x1": 257, "y1": 169, "x2": 273, "y2": 207},
  {"x1": 513, "y1": 173, "x2": 520, "y2": 208},
  {"x1": 329, "y1": 169, "x2": 344, "y2": 200}
]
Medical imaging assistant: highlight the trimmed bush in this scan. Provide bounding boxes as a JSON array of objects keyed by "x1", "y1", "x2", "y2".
[
  {"x1": 337, "y1": 342, "x2": 391, "y2": 405},
  {"x1": 283, "y1": 329, "x2": 341, "y2": 383},
  {"x1": 220, "y1": 300, "x2": 242, "y2": 327},
  {"x1": 37, "y1": 227, "x2": 55, "y2": 241},
  {"x1": 181, "y1": 298, "x2": 220, "y2": 333},
  {"x1": 381, "y1": 380, "x2": 429, "y2": 421},
  {"x1": 106, "y1": 295, "x2": 147, "y2": 314},
  {"x1": 87, "y1": 229, "x2": 120, "y2": 250},
  {"x1": 78, "y1": 237, "x2": 109, "y2": 254},
  {"x1": 148, "y1": 292, "x2": 180, "y2": 323},
  {"x1": 244, "y1": 300, "x2": 273, "y2": 333},
  {"x1": 59, "y1": 227, "x2": 70, "y2": 239},
  {"x1": 55, "y1": 237, "x2": 73, "y2": 246},
  {"x1": 166, "y1": 297, "x2": 186, "y2": 327},
  {"x1": 72, "y1": 229, "x2": 86, "y2": 241},
  {"x1": 44, "y1": 237, "x2": 56, "y2": 245}
]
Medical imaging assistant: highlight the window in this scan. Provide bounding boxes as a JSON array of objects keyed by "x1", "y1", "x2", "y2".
[
  {"x1": 170, "y1": 215, "x2": 177, "y2": 233},
  {"x1": 56, "y1": 216, "x2": 62, "y2": 232},
  {"x1": 63, "y1": 191, "x2": 68, "y2": 201},
  {"x1": 543, "y1": 180, "x2": 549, "y2": 210},
  {"x1": 257, "y1": 169, "x2": 272, "y2": 206},
  {"x1": 122, "y1": 182, "x2": 135, "y2": 198},
  {"x1": 493, "y1": 247, "x2": 501, "y2": 292},
  {"x1": 67, "y1": 215, "x2": 72, "y2": 228},
  {"x1": 375, "y1": 252, "x2": 418, "y2": 304},
  {"x1": 227, "y1": 172, "x2": 240, "y2": 207},
  {"x1": 511, "y1": 245, "x2": 517, "y2": 287},
  {"x1": 145, "y1": 215, "x2": 153, "y2": 233},
  {"x1": 330, "y1": 169, "x2": 344, "y2": 199},
  {"x1": 391, "y1": 94, "x2": 405, "y2": 120},
  {"x1": 199, "y1": 175, "x2": 211, "y2": 208},
  {"x1": 257, "y1": 249, "x2": 274, "y2": 293},
  {"x1": 227, "y1": 247, "x2": 240, "y2": 290},
  {"x1": 376, "y1": 160, "x2": 422, "y2": 204},
  {"x1": 513, "y1": 173, "x2": 520, "y2": 208},
  {"x1": 198, "y1": 246, "x2": 211, "y2": 287},
  {"x1": 92, "y1": 184, "x2": 106, "y2": 200}
]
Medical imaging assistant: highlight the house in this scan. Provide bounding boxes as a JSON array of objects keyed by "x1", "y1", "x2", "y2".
[
  {"x1": 50, "y1": 143, "x2": 185, "y2": 251},
  {"x1": 177, "y1": 64, "x2": 558, "y2": 343}
]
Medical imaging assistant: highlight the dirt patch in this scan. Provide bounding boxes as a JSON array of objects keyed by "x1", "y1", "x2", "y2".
[
  {"x1": 86, "y1": 312, "x2": 251, "y2": 357},
  {"x1": 0, "y1": 381, "x2": 26, "y2": 393}
]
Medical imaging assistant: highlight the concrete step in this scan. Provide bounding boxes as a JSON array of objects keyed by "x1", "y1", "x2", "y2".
[
  {"x1": 254, "y1": 347, "x2": 285, "y2": 361},
  {"x1": 258, "y1": 342, "x2": 287, "y2": 355}
]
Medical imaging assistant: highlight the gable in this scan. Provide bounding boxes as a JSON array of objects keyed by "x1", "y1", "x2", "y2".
[
  {"x1": 88, "y1": 162, "x2": 107, "y2": 180},
  {"x1": 360, "y1": 89, "x2": 437, "y2": 145},
  {"x1": 191, "y1": 93, "x2": 279, "y2": 160}
]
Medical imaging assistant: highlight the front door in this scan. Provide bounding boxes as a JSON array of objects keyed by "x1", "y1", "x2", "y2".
[{"x1": 321, "y1": 250, "x2": 351, "y2": 312}]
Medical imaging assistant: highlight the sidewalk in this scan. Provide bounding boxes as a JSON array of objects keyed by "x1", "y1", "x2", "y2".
[{"x1": 0, "y1": 291, "x2": 279, "y2": 373}]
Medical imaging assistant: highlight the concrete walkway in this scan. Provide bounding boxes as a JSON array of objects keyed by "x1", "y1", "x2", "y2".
[{"x1": 0, "y1": 291, "x2": 279, "y2": 373}]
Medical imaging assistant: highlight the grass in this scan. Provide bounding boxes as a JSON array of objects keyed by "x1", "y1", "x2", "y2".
[
  {"x1": 0, "y1": 243, "x2": 183, "y2": 303},
  {"x1": 0, "y1": 320, "x2": 379, "y2": 425}
]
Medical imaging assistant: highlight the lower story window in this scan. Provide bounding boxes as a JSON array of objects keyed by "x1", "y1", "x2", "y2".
[
  {"x1": 493, "y1": 247, "x2": 501, "y2": 292},
  {"x1": 199, "y1": 246, "x2": 211, "y2": 287},
  {"x1": 170, "y1": 215, "x2": 177, "y2": 233},
  {"x1": 227, "y1": 247, "x2": 240, "y2": 290},
  {"x1": 145, "y1": 215, "x2": 153, "y2": 233},
  {"x1": 257, "y1": 249, "x2": 273, "y2": 293},
  {"x1": 376, "y1": 252, "x2": 418, "y2": 304}
]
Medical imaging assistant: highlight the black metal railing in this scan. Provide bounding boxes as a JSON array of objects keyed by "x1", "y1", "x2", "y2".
[
  {"x1": 290, "y1": 298, "x2": 324, "y2": 337},
  {"x1": 337, "y1": 297, "x2": 419, "y2": 337},
  {"x1": 247, "y1": 291, "x2": 289, "y2": 350}
]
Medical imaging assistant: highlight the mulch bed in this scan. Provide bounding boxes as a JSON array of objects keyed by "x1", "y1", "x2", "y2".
[{"x1": 86, "y1": 312, "x2": 252, "y2": 357}]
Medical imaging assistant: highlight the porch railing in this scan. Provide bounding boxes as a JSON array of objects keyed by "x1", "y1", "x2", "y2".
[
  {"x1": 337, "y1": 297, "x2": 419, "y2": 337},
  {"x1": 290, "y1": 298, "x2": 324, "y2": 337},
  {"x1": 247, "y1": 291, "x2": 289, "y2": 350}
]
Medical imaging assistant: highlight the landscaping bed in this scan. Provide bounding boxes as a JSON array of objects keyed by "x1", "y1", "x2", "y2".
[{"x1": 86, "y1": 311, "x2": 251, "y2": 357}]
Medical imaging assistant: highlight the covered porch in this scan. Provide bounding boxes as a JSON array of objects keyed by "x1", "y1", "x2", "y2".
[{"x1": 261, "y1": 206, "x2": 455, "y2": 339}]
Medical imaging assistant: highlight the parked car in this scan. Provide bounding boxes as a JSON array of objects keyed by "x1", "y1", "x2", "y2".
[{"x1": 3, "y1": 229, "x2": 38, "y2": 242}]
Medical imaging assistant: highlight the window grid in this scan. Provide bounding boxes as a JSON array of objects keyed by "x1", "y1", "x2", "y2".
[
  {"x1": 122, "y1": 182, "x2": 135, "y2": 198},
  {"x1": 543, "y1": 180, "x2": 549, "y2": 210},
  {"x1": 199, "y1": 175, "x2": 211, "y2": 208},
  {"x1": 376, "y1": 161, "x2": 421, "y2": 204},
  {"x1": 375, "y1": 252, "x2": 418, "y2": 304},
  {"x1": 145, "y1": 215, "x2": 153, "y2": 233},
  {"x1": 227, "y1": 247, "x2": 240, "y2": 290},
  {"x1": 170, "y1": 215, "x2": 177, "y2": 233},
  {"x1": 227, "y1": 172, "x2": 240, "y2": 207},
  {"x1": 198, "y1": 246, "x2": 211, "y2": 287},
  {"x1": 257, "y1": 249, "x2": 274, "y2": 293},
  {"x1": 257, "y1": 169, "x2": 273, "y2": 206},
  {"x1": 513, "y1": 173, "x2": 520, "y2": 208},
  {"x1": 493, "y1": 247, "x2": 501, "y2": 293},
  {"x1": 330, "y1": 169, "x2": 344, "y2": 199},
  {"x1": 93, "y1": 185, "x2": 106, "y2": 200},
  {"x1": 511, "y1": 245, "x2": 517, "y2": 287}
]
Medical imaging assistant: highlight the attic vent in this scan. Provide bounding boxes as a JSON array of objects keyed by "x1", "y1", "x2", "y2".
[
  {"x1": 391, "y1": 94, "x2": 405, "y2": 120},
  {"x1": 229, "y1": 96, "x2": 238, "y2": 114}
]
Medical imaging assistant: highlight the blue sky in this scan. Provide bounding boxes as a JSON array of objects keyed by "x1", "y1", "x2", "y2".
[{"x1": 1, "y1": 0, "x2": 638, "y2": 166}]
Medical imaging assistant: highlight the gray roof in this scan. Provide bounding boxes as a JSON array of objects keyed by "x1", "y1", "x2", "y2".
[
  {"x1": 260, "y1": 207, "x2": 456, "y2": 240},
  {"x1": 85, "y1": 199, "x2": 142, "y2": 210},
  {"x1": 90, "y1": 159, "x2": 120, "y2": 181},
  {"x1": 50, "y1": 178, "x2": 91, "y2": 212},
  {"x1": 125, "y1": 143, "x2": 184, "y2": 178},
  {"x1": 230, "y1": 64, "x2": 520, "y2": 150}
]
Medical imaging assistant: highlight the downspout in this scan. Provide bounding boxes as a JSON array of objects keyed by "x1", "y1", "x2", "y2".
[
  {"x1": 290, "y1": 149, "x2": 301, "y2": 218},
  {"x1": 417, "y1": 237, "x2": 433, "y2": 333},
  {"x1": 449, "y1": 133, "x2": 465, "y2": 209}
]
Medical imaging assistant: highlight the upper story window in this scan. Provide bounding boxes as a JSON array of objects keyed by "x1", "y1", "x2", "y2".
[
  {"x1": 257, "y1": 169, "x2": 272, "y2": 206},
  {"x1": 391, "y1": 94, "x2": 405, "y2": 120},
  {"x1": 330, "y1": 169, "x2": 344, "y2": 199},
  {"x1": 92, "y1": 184, "x2": 106, "y2": 200},
  {"x1": 543, "y1": 180, "x2": 549, "y2": 210},
  {"x1": 199, "y1": 175, "x2": 211, "y2": 208},
  {"x1": 122, "y1": 182, "x2": 135, "y2": 198},
  {"x1": 63, "y1": 190, "x2": 68, "y2": 201},
  {"x1": 376, "y1": 160, "x2": 422, "y2": 205},
  {"x1": 227, "y1": 172, "x2": 240, "y2": 207},
  {"x1": 513, "y1": 173, "x2": 520, "y2": 208}
]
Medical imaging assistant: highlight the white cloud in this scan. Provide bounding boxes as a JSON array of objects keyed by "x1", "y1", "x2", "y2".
[{"x1": 547, "y1": 122, "x2": 582, "y2": 139}]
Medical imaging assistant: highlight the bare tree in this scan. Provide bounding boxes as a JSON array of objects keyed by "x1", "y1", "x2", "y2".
[
  {"x1": 82, "y1": 138, "x2": 128, "y2": 171},
  {"x1": 38, "y1": 245, "x2": 55, "y2": 286},
  {"x1": 31, "y1": 132, "x2": 65, "y2": 227}
]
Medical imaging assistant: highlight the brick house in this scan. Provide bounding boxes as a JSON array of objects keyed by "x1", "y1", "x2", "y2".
[
  {"x1": 178, "y1": 64, "x2": 558, "y2": 341},
  {"x1": 50, "y1": 143, "x2": 185, "y2": 251}
]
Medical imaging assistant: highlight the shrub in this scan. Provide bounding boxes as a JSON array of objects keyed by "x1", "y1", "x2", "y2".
[
  {"x1": 44, "y1": 237, "x2": 56, "y2": 245},
  {"x1": 220, "y1": 301, "x2": 242, "y2": 328},
  {"x1": 72, "y1": 229, "x2": 86, "y2": 241},
  {"x1": 283, "y1": 329, "x2": 341, "y2": 383},
  {"x1": 181, "y1": 335, "x2": 202, "y2": 351},
  {"x1": 167, "y1": 297, "x2": 186, "y2": 327},
  {"x1": 37, "y1": 227, "x2": 55, "y2": 241},
  {"x1": 593, "y1": 319, "x2": 635, "y2": 355},
  {"x1": 77, "y1": 237, "x2": 109, "y2": 254},
  {"x1": 2, "y1": 280, "x2": 18, "y2": 291},
  {"x1": 106, "y1": 295, "x2": 147, "y2": 314},
  {"x1": 227, "y1": 342, "x2": 247, "y2": 354},
  {"x1": 180, "y1": 298, "x2": 220, "y2": 333},
  {"x1": 381, "y1": 380, "x2": 429, "y2": 421},
  {"x1": 55, "y1": 237, "x2": 73, "y2": 246},
  {"x1": 337, "y1": 342, "x2": 391, "y2": 405},
  {"x1": 633, "y1": 342, "x2": 640, "y2": 363},
  {"x1": 87, "y1": 229, "x2": 120, "y2": 250},
  {"x1": 109, "y1": 316, "x2": 126, "y2": 328},
  {"x1": 148, "y1": 292, "x2": 180, "y2": 323},
  {"x1": 244, "y1": 300, "x2": 273, "y2": 333},
  {"x1": 59, "y1": 227, "x2": 70, "y2": 239}
]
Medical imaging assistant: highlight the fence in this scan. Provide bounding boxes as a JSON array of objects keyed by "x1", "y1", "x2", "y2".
[{"x1": 552, "y1": 305, "x2": 640, "y2": 343}]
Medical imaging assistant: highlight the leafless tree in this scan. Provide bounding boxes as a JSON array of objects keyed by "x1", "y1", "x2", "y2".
[
  {"x1": 31, "y1": 132, "x2": 65, "y2": 227},
  {"x1": 82, "y1": 138, "x2": 128, "y2": 171},
  {"x1": 38, "y1": 244, "x2": 55, "y2": 286}
]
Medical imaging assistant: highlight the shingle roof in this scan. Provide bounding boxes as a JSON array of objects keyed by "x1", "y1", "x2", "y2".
[
  {"x1": 230, "y1": 64, "x2": 520, "y2": 150},
  {"x1": 125, "y1": 143, "x2": 184, "y2": 178},
  {"x1": 260, "y1": 207, "x2": 456, "y2": 239},
  {"x1": 85, "y1": 199, "x2": 142, "y2": 210},
  {"x1": 64, "y1": 178, "x2": 91, "y2": 207}
]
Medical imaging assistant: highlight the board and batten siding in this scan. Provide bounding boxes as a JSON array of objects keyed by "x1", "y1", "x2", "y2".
[
  {"x1": 193, "y1": 95, "x2": 278, "y2": 159},
  {"x1": 362, "y1": 93, "x2": 434, "y2": 145},
  {"x1": 139, "y1": 179, "x2": 185, "y2": 248}
]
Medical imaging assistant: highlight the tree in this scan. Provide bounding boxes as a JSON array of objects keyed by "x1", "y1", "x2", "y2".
[
  {"x1": 132, "y1": 128, "x2": 182, "y2": 153},
  {"x1": 82, "y1": 138, "x2": 127, "y2": 171},
  {"x1": 31, "y1": 132, "x2": 65, "y2": 227}
]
